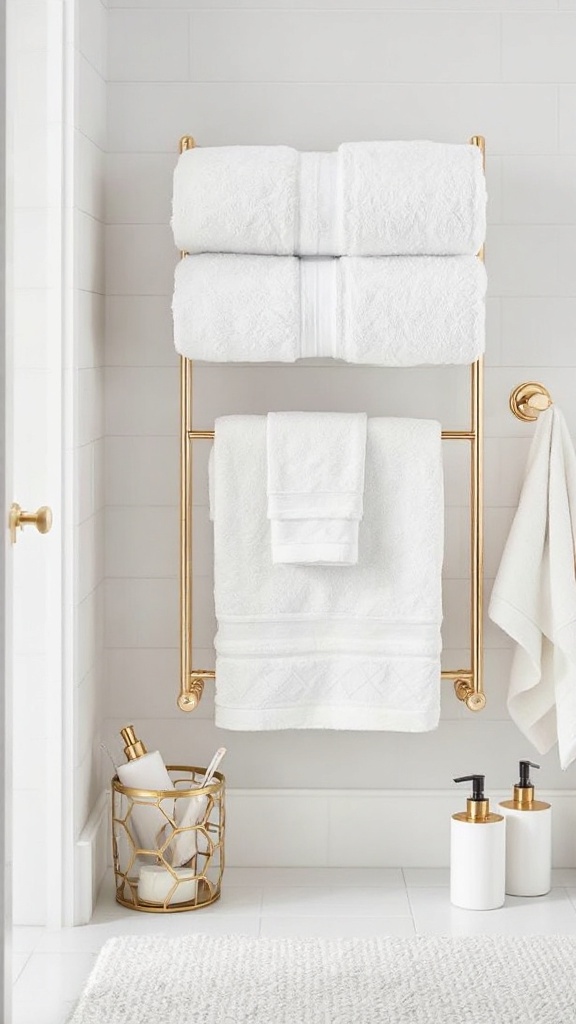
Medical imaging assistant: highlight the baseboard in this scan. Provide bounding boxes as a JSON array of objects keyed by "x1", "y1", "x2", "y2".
[
  {"x1": 225, "y1": 789, "x2": 576, "y2": 868},
  {"x1": 99, "y1": 788, "x2": 576, "y2": 879},
  {"x1": 75, "y1": 790, "x2": 109, "y2": 925}
]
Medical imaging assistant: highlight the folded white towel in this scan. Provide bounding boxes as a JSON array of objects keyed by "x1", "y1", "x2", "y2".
[
  {"x1": 173, "y1": 254, "x2": 486, "y2": 366},
  {"x1": 172, "y1": 141, "x2": 486, "y2": 257},
  {"x1": 209, "y1": 416, "x2": 444, "y2": 731},
  {"x1": 489, "y1": 408, "x2": 576, "y2": 769},
  {"x1": 267, "y1": 412, "x2": 367, "y2": 565}
]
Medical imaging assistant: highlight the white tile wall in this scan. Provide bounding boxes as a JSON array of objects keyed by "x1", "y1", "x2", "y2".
[
  {"x1": 73, "y1": 0, "x2": 108, "y2": 853},
  {"x1": 102, "y1": 4, "x2": 576, "y2": 825}
]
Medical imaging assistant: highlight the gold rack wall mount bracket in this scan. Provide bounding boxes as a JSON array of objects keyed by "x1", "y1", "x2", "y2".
[
  {"x1": 178, "y1": 134, "x2": 487, "y2": 716},
  {"x1": 509, "y1": 382, "x2": 553, "y2": 422}
]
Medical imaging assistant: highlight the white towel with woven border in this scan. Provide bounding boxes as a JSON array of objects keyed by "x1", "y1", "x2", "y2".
[
  {"x1": 172, "y1": 254, "x2": 486, "y2": 366},
  {"x1": 266, "y1": 412, "x2": 367, "y2": 565},
  {"x1": 209, "y1": 415, "x2": 444, "y2": 731},
  {"x1": 489, "y1": 407, "x2": 576, "y2": 769},
  {"x1": 172, "y1": 140, "x2": 486, "y2": 257}
]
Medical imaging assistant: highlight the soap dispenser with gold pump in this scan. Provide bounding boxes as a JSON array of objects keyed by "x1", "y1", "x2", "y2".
[
  {"x1": 450, "y1": 774, "x2": 506, "y2": 910},
  {"x1": 499, "y1": 760, "x2": 551, "y2": 897},
  {"x1": 116, "y1": 725, "x2": 175, "y2": 853}
]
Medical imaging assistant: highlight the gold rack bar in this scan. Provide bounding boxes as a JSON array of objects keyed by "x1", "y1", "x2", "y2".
[{"x1": 178, "y1": 134, "x2": 486, "y2": 714}]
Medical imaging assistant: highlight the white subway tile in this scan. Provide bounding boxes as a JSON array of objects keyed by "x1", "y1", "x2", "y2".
[
  {"x1": 442, "y1": 580, "x2": 470, "y2": 652},
  {"x1": 501, "y1": 156, "x2": 576, "y2": 225},
  {"x1": 105, "y1": 224, "x2": 176, "y2": 295},
  {"x1": 78, "y1": 0, "x2": 107, "y2": 78},
  {"x1": 77, "y1": 588, "x2": 100, "y2": 683},
  {"x1": 488, "y1": 226, "x2": 564, "y2": 297},
  {"x1": 107, "y1": 82, "x2": 557, "y2": 155},
  {"x1": 108, "y1": 10, "x2": 189, "y2": 83},
  {"x1": 77, "y1": 511, "x2": 105, "y2": 602},
  {"x1": 104, "y1": 366, "x2": 179, "y2": 435},
  {"x1": 503, "y1": 14, "x2": 576, "y2": 83},
  {"x1": 192, "y1": 505, "x2": 213, "y2": 575},
  {"x1": 501, "y1": 298, "x2": 576, "y2": 366},
  {"x1": 191, "y1": 576, "x2": 216, "y2": 649},
  {"x1": 105, "y1": 153, "x2": 175, "y2": 225},
  {"x1": 76, "y1": 442, "x2": 95, "y2": 524},
  {"x1": 76, "y1": 54, "x2": 106, "y2": 149},
  {"x1": 105, "y1": 505, "x2": 179, "y2": 577},
  {"x1": 77, "y1": 290, "x2": 105, "y2": 370},
  {"x1": 77, "y1": 367, "x2": 104, "y2": 446},
  {"x1": 75, "y1": 211, "x2": 105, "y2": 294},
  {"x1": 105, "y1": 436, "x2": 178, "y2": 506},
  {"x1": 104, "y1": 577, "x2": 179, "y2": 648},
  {"x1": 484, "y1": 436, "x2": 532, "y2": 507},
  {"x1": 227, "y1": 795, "x2": 329, "y2": 867},
  {"x1": 76, "y1": 131, "x2": 105, "y2": 221},
  {"x1": 559, "y1": 87, "x2": 576, "y2": 152},
  {"x1": 105, "y1": 296, "x2": 177, "y2": 367},
  {"x1": 193, "y1": 365, "x2": 469, "y2": 426},
  {"x1": 189, "y1": 11, "x2": 500, "y2": 83},
  {"x1": 104, "y1": 647, "x2": 180, "y2": 720}
]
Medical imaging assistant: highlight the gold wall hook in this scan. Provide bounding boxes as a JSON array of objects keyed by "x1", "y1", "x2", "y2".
[
  {"x1": 9, "y1": 503, "x2": 53, "y2": 544},
  {"x1": 509, "y1": 382, "x2": 553, "y2": 422}
]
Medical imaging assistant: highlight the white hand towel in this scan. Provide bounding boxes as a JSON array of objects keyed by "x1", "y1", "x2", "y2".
[
  {"x1": 172, "y1": 141, "x2": 486, "y2": 257},
  {"x1": 267, "y1": 412, "x2": 367, "y2": 565},
  {"x1": 209, "y1": 416, "x2": 444, "y2": 731},
  {"x1": 489, "y1": 408, "x2": 576, "y2": 769},
  {"x1": 173, "y1": 254, "x2": 486, "y2": 367}
]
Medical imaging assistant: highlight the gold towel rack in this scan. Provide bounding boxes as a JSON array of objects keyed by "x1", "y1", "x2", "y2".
[{"x1": 178, "y1": 134, "x2": 487, "y2": 714}]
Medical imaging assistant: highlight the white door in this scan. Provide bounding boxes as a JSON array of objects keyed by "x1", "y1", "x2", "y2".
[{"x1": 3, "y1": 0, "x2": 75, "y2": 1014}]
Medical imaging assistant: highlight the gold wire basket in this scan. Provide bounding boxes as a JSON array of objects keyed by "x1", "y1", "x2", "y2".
[{"x1": 112, "y1": 766, "x2": 225, "y2": 913}]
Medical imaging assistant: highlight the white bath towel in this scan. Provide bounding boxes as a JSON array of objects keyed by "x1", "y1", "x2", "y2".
[
  {"x1": 267, "y1": 412, "x2": 367, "y2": 565},
  {"x1": 172, "y1": 141, "x2": 486, "y2": 257},
  {"x1": 489, "y1": 408, "x2": 576, "y2": 769},
  {"x1": 173, "y1": 254, "x2": 486, "y2": 366},
  {"x1": 209, "y1": 416, "x2": 444, "y2": 731}
]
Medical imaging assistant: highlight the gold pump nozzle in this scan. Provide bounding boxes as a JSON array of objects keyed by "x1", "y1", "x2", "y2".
[{"x1": 120, "y1": 725, "x2": 147, "y2": 761}]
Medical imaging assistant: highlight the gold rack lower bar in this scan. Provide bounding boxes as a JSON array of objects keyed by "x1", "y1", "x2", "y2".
[{"x1": 178, "y1": 133, "x2": 486, "y2": 715}]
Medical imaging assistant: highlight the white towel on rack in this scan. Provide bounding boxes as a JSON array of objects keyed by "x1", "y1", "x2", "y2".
[
  {"x1": 172, "y1": 141, "x2": 486, "y2": 257},
  {"x1": 489, "y1": 407, "x2": 576, "y2": 769},
  {"x1": 266, "y1": 412, "x2": 367, "y2": 565},
  {"x1": 173, "y1": 254, "x2": 486, "y2": 366},
  {"x1": 209, "y1": 415, "x2": 444, "y2": 731}
]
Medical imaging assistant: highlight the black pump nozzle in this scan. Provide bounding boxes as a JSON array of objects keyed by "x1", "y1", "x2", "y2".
[
  {"x1": 518, "y1": 761, "x2": 540, "y2": 788},
  {"x1": 454, "y1": 774, "x2": 485, "y2": 801}
]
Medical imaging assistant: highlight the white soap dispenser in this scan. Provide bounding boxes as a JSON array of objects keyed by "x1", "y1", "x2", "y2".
[
  {"x1": 499, "y1": 760, "x2": 551, "y2": 897},
  {"x1": 116, "y1": 725, "x2": 175, "y2": 854},
  {"x1": 450, "y1": 774, "x2": 505, "y2": 911}
]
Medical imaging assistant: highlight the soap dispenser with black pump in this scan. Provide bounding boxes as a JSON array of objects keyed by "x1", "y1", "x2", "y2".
[
  {"x1": 499, "y1": 761, "x2": 551, "y2": 897},
  {"x1": 451, "y1": 774, "x2": 505, "y2": 910}
]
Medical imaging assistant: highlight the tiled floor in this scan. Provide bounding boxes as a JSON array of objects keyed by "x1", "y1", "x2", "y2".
[{"x1": 12, "y1": 867, "x2": 576, "y2": 1024}]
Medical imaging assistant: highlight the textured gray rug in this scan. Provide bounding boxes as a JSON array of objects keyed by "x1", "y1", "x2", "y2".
[{"x1": 68, "y1": 934, "x2": 576, "y2": 1023}]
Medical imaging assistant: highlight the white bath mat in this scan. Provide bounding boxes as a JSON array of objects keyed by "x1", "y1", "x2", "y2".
[{"x1": 69, "y1": 933, "x2": 576, "y2": 1023}]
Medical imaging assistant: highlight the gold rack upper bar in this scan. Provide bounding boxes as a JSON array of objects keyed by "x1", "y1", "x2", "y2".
[{"x1": 177, "y1": 134, "x2": 487, "y2": 714}]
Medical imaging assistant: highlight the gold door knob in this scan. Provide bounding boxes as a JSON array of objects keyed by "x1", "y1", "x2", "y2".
[{"x1": 9, "y1": 503, "x2": 53, "y2": 544}]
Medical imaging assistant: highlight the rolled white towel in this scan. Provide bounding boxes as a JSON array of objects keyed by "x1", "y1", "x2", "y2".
[
  {"x1": 172, "y1": 253, "x2": 486, "y2": 367},
  {"x1": 172, "y1": 141, "x2": 486, "y2": 257},
  {"x1": 267, "y1": 412, "x2": 367, "y2": 566}
]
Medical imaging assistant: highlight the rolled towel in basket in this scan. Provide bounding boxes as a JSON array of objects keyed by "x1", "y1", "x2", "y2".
[
  {"x1": 172, "y1": 253, "x2": 486, "y2": 366},
  {"x1": 172, "y1": 141, "x2": 486, "y2": 257},
  {"x1": 209, "y1": 415, "x2": 444, "y2": 731},
  {"x1": 267, "y1": 412, "x2": 367, "y2": 565}
]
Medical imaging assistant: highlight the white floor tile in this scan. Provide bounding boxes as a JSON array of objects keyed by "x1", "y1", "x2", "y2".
[
  {"x1": 13, "y1": 951, "x2": 97, "y2": 1004},
  {"x1": 225, "y1": 867, "x2": 404, "y2": 888},
  {"x1": 12, "y1": 926, "x2": 44, "y2": 954},
  {"x1": 403, "y1": 868, "x2": 450, "y2": 888},
  {"x1": 409, "y1": 886, "x2": 576, "y2": 936},
  {"x1": 259, "y1": 916, "x2": 416, "y2": 939},
  {"x1": 12, "y1": 953, "x2": 30, "y2": 982},
  {"x1": 13, "y1": 998, "x2": 76, "y2": 1024},
  {"x1": 261, "y1": 886, "x2": 411, "y2": 918}
]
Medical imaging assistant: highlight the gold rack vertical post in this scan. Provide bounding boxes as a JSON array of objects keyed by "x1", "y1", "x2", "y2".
[{"x1": 177, "y1": 134, "x2": 486, "y2": 713}]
